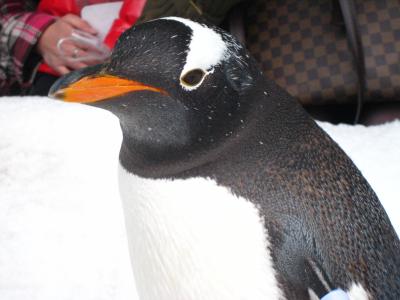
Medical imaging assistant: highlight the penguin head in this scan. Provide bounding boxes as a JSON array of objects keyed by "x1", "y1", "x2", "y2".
[{"x1": 49, "y1": 18, "x2": 265, "y2": 172}]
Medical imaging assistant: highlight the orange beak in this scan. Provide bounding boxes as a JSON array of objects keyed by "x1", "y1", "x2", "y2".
[{"x1": 52, "y1": 75, "x2": 166, "y2": 103}]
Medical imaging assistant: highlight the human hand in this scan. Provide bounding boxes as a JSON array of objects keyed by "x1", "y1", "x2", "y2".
[{"x1": 37, "y1": 14, "x2": 102, "y2": 75}]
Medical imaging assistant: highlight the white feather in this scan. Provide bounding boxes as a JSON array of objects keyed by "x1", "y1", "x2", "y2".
[
  {"x1": 118, "y1": 164, "x2": 285, "y2": 300},
  {"x1": 163, "y1": 17, "x2": 228, "y2": 91},
  {"x1": 347, "y1": 283, "x2": 370, "y2": 300}
]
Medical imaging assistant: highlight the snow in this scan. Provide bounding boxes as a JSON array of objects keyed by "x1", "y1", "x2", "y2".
[
  {"x1": 0, "y1": 97, "x2": 137, "y2": 300},
  {"x1": 0, "y1": 96, "x2": 399, "y2": 300}
]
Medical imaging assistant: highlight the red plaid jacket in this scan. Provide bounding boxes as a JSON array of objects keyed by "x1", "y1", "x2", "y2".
[{"x1": 0, "y1": 0, "x2": 55, "y2": 94}]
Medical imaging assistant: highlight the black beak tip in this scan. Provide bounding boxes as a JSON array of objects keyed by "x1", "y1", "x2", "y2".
[
  {"x1": 48, "y1": 77, "x2": 65, "y2": 99},
  {"x1": 48, "y1": 64, "x2": 105, "y2": 98}
]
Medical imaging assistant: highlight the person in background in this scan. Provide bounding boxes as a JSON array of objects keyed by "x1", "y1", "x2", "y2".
[{"x1": 0, "y1": 0, "x2": 244, "y2": 96}]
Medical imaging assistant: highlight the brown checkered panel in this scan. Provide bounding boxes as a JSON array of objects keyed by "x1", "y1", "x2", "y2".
[
  {"x1": 360, "y1": 0, "x2": 400, "y2": 102},
  {"x1": 245, "y1": 0, "x2": 400, "y2": 105}
]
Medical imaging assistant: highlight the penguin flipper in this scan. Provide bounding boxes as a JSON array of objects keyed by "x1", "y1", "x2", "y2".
[{"x1": 304, "y1": 258, "x2": 333, "y2": 298}]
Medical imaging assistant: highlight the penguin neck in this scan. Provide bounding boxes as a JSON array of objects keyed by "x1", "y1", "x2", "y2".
[
  {"x1": 222, "y1": 84, "x2": 314, "y2": 163},
  {"x1": 118, "y1": 130, "x2": 241, "y2": 178},
  {"x1": 118, "y1": 83, "x2": 312, "y2": 178}
]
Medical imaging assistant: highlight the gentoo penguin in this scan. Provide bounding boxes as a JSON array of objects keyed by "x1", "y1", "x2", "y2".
[{"x1": 49, "y1": 17, "x2": 400, "y2": 300}]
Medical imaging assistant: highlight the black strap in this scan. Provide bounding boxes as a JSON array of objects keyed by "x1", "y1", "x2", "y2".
[{"x1": 335, "y1": 0, "x2": 366, "y2": 124}]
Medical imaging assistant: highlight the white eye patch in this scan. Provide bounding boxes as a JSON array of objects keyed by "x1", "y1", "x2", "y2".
[{"x1": 163, "y1": 17, "x2": 228, "y2": 91}]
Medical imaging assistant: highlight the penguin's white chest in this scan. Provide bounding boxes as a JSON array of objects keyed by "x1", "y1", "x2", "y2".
[{"x1": 118, "y1": 165, "x2": 284, "y2": 300}]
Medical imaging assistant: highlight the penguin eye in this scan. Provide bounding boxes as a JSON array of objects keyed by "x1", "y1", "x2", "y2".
[{"x1": 181, "y1": 69, "x2": 206, "y2": 88}]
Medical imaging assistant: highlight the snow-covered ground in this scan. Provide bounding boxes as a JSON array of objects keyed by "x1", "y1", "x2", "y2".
[{"x1": 0, "y1": 97, "x2": 399, "y2": 300}]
